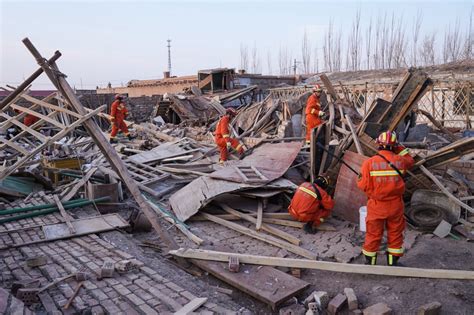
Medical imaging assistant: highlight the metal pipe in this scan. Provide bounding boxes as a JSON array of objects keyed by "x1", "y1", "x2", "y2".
[
  {"x1": 0, "y1": 197, "x2": 110, "y2": 218},
  {"x1": 0, "y1": 198, "x2": 87, "y2": 214}
]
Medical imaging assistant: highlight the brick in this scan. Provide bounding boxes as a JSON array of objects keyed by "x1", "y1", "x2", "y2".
[
  {"x1": 228, "y1": 256, "x2": 240, "y2": 272},
  {"x1": 363, "y1": 303, "x2": 392, "y2": 315},
  {"x1": 349, "y1": 310, "x2": 363, "y2": 315},
  {"x1": 90, "y1": 305, "x2": 105, "y2": 315},
  {"x1": 140, "y1": 266, "x2": 157, "y2": 275},
  {"x1": 417, "y1": 302, "x2": 442, "y2": 315},
  {"x1": 344, "y1": 288, "x2": 358, "y2": 310},
  {"x1": 90, "y1": 289, "x2": 108, "y2": 302},
  {"x1": 165, "y1": 281, "x2": 184, "y2": 293},
  {"x1": 314, "y1": 291, "x2": 329, "y2": 310},
  {"x1": 328, "y1": 293, "x2": 347, "y2": 315},
  {"x1": 114, "y1": 284, "x2": 131, "y2": 295},
  {"x1": 100, "y1": 261, "x2": 114, "y2": 278},
  {"x1": 139, "y1": 304, "x2": 159, "y2": 315},
  {"x1": 126, "y1": 293, "x2": 146, "y2": 306}
]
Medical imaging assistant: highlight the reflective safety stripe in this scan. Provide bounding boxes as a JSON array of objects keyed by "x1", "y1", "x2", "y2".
[
  {"x1": 387, "y1": 247, "x2": 404, "y2": 254},
  {"x1": 319, "y1": 218, "x2": 324, "y2": 222},
  {"x1": 388, "y1": 254, "x2": 394, "y2": 265},
  {"x1": 223, "y1": 134, "x2": 230, "y2": 138},
  {"x1": 310, "y1": 108, "x2": 316, "y2": 114},
  {"x1": 362, "y1": 249, "x2": 377, "y2": 257},
  {"x1": 369, "y1": 170, "x2": 404, "y2": 176},
  {"x1": 398, "y1": 148, "x2": 410, "y2": 156},
  {"x1": 298, "y1": 186, "x2": 318, "y2": 199},
  {"x1": 236, "y1": 144, "x2": 242, "y2": 150}
]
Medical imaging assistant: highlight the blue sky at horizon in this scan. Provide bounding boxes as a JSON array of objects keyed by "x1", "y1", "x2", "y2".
[{"x1": 0, "y1": 0, "x2": 472, "y2": 89}]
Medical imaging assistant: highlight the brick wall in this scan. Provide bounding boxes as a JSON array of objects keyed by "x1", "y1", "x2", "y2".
[{"x1": 433, "y1": 160, "x2": 474, "y2": 181}]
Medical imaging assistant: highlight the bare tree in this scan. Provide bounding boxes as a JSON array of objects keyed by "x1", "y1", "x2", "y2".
[
  {"x1": 251, "y1": 42, "x2": 261, "y2": 73},
  {"x1": 301, "y1": 29, "x2": 311, "y2": 74},
  {"x1": 463, "y1": 8, "x2": 473, "y2": 60},
  {"x1": 240, "y1": 43, "x2": 248, "y2": 71},
  {"x1": 279, "y1": 45, "x2": 292, "y2": 75},
  {"x1": 347, "y1": 9, "x2": 362, "y2": 70},
  {"x1": 411, "y1": 10, "x2": 423, "y2": 66},
  {"x1": 266, "y1": 50, "x2": 273, "y2": 75},
  {"x1": 444, "y1": 19, "x2": 462, "y2": 62},
  {"x1": 313, "y1": 46, "x2": 319, "y2": 73},
  {"x1": 420, "y1": 33, "x2": 436, "y2": 66},
  {"x1": 366, "y1": 16, "x2": 372, "y2": 69},
  {"x1": 323, "y1": 20, "x2": 333, "y2": 71}
]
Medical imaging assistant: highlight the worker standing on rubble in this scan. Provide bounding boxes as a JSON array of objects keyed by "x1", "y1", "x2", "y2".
[
  {"x1": 288, "y1": 176, "x2": 334, "y2": 234},
  {"x1": 357, "y1": 131, "x2": 414, "y2": 266},
  {"x1": 214, "y1": 108, "x2": 244, "y2": 163},
  {"x1": 305, "y1": 84, "x2": 325, "y2": 145},
  {"x1": 109, "y1": 94, "x2": 131, "y2": 143}
]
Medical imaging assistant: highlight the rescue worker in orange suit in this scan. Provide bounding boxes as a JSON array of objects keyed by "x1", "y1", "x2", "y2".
[
  {"x1": 214, "y1": 108, "x2": 244, "y2": 163},
  {"x1": 23, "y1": 113, "x2": 39, "y2": 127},
  {"x1": 357, "y1": 131, "x2": 414, "y2": 266},
  {"x1": 288, "y1": 176, "x2": 335, "y2": 234},
  {"x1": 109, "y1": 94, "x2": 131, "y2": 143},
  {"x1": 305, "y1": 84, "x2": 325, "y2": 145}
]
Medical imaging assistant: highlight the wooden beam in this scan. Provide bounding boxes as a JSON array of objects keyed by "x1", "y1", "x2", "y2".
[
  {"x1": 216, "y1": 203, "x2": 301, "y2": 245},
  {"x1": 170, "y1": 248, "x2": 474, "y2": 280},
  {"x1": 256, "y1": 200, "x2": 263, "y2": 230},
  {"x1": 419, "y1": 165, "x2": 474, "y2": 214},
  {"x1": 319, "y1": 74, "x2": 339, "y2": 102},
  {"x1": 53, "y1": 195, "x2": 76, "y2": 234},
  {"x1": 200, "y1": 213, "x2": 316, "y2": 259},
  {"x1": 22, "y1": 38, "x2": 179, "y2": 253},
  {"x1": 345, "y1": 114, "x2": 363, "y2": 155},
  {"x1": 174, "y1": 297, "x2": 207, "y2": 315},
  {"x1": 61, "y1": 167, "x2": 98, "y2": 202}
]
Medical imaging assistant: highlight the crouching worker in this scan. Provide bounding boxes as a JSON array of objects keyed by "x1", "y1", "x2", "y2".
[
  {"x1": 214, "y1": 108, "x2": 244, "y2": 163},
  {"x1": 288, "y1": 176, "x2": 335, "y2": 234}
]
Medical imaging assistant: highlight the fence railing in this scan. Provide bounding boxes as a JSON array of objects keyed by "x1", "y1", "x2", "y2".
[{"x1": 269, "y1": 79, "x2": 473, "y2": 129}]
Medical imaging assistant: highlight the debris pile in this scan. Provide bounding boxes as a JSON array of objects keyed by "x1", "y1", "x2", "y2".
[{"x1": 0, "y1": 39, "x2": 472, "y2": 314}]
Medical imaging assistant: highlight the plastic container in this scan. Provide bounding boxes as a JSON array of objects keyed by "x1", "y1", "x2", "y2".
[{"x1": 359, "y1": 206, "x2": 367, "y2": 232}]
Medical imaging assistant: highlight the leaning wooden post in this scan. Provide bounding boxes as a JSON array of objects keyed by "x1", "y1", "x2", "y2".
[{"x1": 21, "y1": 38, "x2": 179, "y2": 253}]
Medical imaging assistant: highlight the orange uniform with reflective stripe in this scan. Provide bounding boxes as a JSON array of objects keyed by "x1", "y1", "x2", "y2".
[
  {"x1": 110, "y1": 100, "x2": 129, "y2": 138},
  {"x1": 305, "y1": 94, "x2": 323, "y2": 142},
  {"x1": 288, "y1": 182, "x2": 335, "y2": 227},
  {"x1": 357, "y1": 146, "x2": 415, "y2": 257},
  {"x1": 215, "y1": 115, "x2": 243, "y2": 162}
]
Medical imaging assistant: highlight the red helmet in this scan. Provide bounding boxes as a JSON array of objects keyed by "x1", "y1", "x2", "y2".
[
  {"x1": 226, "y1": 108, "x2": 237, "y2": 116},
  {"x1": 115, "y1": 94, "x2": 123, "y2": 100},
  {"x1": 376, "y1": 131, "x2": 398, "y2": 146},
  {"x1": 313, "y1": 84, "x2": 322, "y2": 92}
]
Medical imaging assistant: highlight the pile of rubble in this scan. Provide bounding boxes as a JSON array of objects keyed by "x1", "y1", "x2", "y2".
[{"x1": 0, "y1": 38, "x2": 473, "y2": 314}]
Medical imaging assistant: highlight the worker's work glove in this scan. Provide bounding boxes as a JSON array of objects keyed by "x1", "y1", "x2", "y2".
[
  {"x1": 226, "y1": 142, "x2": 232, "y2": 149},
  {"x1": 318, "y1": 111, "x2": 325, "y2": 117}
]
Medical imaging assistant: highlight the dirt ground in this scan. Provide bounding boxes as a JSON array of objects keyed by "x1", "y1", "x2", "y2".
[{"x1": 107, "y1": 207, "x2": 474, "y2": 314}]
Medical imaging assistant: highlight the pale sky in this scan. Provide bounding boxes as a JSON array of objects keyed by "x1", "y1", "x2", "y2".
[{"x1": 0, "y1": 0, "x2": 472, "y2": 89}]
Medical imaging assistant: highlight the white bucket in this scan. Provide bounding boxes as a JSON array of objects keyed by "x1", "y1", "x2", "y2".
[{"x1": 359, "y1": 206, "x2": 367, "y2": 232}]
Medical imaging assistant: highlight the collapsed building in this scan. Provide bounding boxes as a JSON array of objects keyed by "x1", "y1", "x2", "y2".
[{"x1": 0, "y1": 39, "x2": 473, "y2": 314}]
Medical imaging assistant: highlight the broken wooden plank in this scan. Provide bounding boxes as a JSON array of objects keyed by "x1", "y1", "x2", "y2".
[
  {"x1": 171, "y1": 248, "x2": 474, "y2": 280},
  {"x1": 22, "y1": 38, "x2": 179, "y2": 252},
  {"x1": 216, "y1": 203, "x2": 301, "y2": 245},
  {"x1": 419, "y1": 165, "x2": 474, "y2": 214},
  {"x1": 61, "y1": 167, "x2": 98, "y2": 202},
  {"x1": 190, "y1": 259, "x2": 309, "y2": 310},
  {"x1": 256, "y1": 200, "x2": 263, "y2": 231},
  {"x1": 53, "y1": 195, "x2": 75, "y2": 234},
  {"x1": 200, "y1": 213, "x2": 316, "y2": 259},
  {"x1": 345, "y1": 114, "x2": 363, "y2": 155},
  {"x1": 174, "y1": 297, "x2": 207, "y2": 315}
]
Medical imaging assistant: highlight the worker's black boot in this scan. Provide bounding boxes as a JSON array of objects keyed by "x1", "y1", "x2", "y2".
[
  {"x1": 303, "y1": 221, "x2": 317, "y2": 234},
  {"x1": 109, "y1": 138, "x2": 117, "y2": 144},
  {"x1": 364, "y1": 254, "x2": 377, "y2": 265},
  {"x1": 387, "y1": 254, "x2": 403, "y2": 267}
]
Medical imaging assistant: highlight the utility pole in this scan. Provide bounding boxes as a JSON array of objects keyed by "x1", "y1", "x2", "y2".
[
  {"x1": 293, "y1": 58, "x2": 297, "y2": 76},
  {"x1": 167, "y1": 39, "x2": 172, "y2": 76}
]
